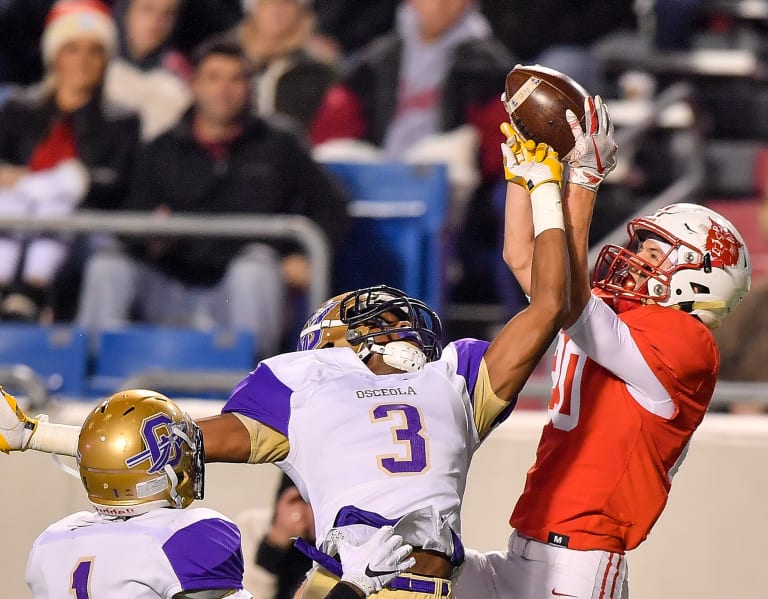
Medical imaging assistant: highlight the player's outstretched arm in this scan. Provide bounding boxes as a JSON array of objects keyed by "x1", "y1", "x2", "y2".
[
  {"x1": 195, "y1": 413, "x2": 252, "y2": 463},
  {"x1": 562, "y1": 95, "x2": 618, "y2": 327},
  {"x1": 485, "y1": 130, "x2": 569, "y2": 402},
  {"x1": 0, "y1": 387, "x2": 79, "y2": 456}
]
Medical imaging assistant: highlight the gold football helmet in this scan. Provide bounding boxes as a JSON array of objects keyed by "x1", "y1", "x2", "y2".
[{"x1": 77, "y1": 389, "x2": 204, "y2": 517}]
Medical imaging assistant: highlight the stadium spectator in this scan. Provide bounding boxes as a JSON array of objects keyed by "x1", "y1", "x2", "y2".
[
  {"x1": 311, "y1": 0, "x2": 514, "y2": 305},
  {"x1": 236, "y1": 473, "x2": 315, "y2": 599},
  {"x1": 313, "y1": 0, "x2": 510, "y2": 179},
  {"x1": 105, "y1": 0, "x2": 193, "y2": 140},
  {"x1": 221, "y1": 0, "x2": 337, "y2": 142},
  {"x1": 456, "y1": 98, "x2": 751, "y2": 597},
  {"x1": 75, "y1": 39, "x2": 348, "y2": 358},
  {"x1": 0, "y1": 0, "x2": 140, "y2": 322}
]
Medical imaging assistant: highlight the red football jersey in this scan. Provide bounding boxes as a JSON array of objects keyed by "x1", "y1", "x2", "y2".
[{"x1": 510, "y1": 304, "x2": 719, "y2": 553}]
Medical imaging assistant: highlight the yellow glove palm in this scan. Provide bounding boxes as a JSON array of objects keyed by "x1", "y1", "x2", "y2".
[{"x1": 500, "y1": 122, "x2": 563, "y2": 191}]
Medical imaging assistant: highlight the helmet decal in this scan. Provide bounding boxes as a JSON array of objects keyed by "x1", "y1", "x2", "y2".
[
  {"x1": 78, "y1": 390, "x2": 204, "y2": 515},
  {"x1": 705, "y1": 218, "x2": 742, "y2": 268},
  {"x1": 125, "y1": 413, "x2": 184, "y2": 474},
  {"x1": 297, "y1": 299, "x2": 338, "y2": 351}
]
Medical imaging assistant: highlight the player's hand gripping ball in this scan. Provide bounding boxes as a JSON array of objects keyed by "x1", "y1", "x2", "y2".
[{"x1": 502, "y1": 64, "x2": 589, "y2": 158}]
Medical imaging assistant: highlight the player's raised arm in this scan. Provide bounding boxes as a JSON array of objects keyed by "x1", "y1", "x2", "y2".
[
  {"x1": 561, "y1": 95, "x2": 617, "y2": 327},
  {"x1": 483, "y1": 130, "x2": 569, "y2": 402},
  {"x1": 0, "y1": 386, "x2": 254, "y2": 465},
  {"x1": 0, "y1": 387, "x2": 79, "y2": 456}
]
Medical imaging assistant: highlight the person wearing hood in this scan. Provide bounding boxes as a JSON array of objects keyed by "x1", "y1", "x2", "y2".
[{"x1": 104, "y1": 0, "x2": 193, "y2": 140}]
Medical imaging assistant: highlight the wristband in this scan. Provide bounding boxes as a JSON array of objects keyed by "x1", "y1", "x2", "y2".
[
  {"x1": 529, "y1": 183, "x2": 565, "y2": 237},
  {"x1": 28, "y1": 421, "x2": 79, "y2": 456}
]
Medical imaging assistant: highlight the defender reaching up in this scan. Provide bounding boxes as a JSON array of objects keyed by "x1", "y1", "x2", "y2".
[{"x1": 2, "y1": 133, "x2": 569, "y2": 598}]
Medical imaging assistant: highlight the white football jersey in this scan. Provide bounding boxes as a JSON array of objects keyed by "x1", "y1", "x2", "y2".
[
  {"x1": 223, "y1": 339, "x2": 510, "y2": 557},
  {"x1": 26, "y1": 507, "x2": 246, "y2": 598}
]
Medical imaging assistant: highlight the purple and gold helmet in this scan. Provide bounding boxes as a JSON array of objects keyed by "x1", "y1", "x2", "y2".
[
  {"x1": 77, "y1": 389, "x2": 204, "y2": 517},
  {"x1": 297, "y1": 285, "x2": 443, "y2": 362}
]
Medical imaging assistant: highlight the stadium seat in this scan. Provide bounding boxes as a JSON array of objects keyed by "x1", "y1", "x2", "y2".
[
  {"x1": 0, "y1": 324, "x2": 88, "y2": 398},
  {"x1": 324, "y1": 162, "x2": 449, "y2": 312},
  {"x1": 89, "y1": 326, "x2": 255, "y2": 398}
]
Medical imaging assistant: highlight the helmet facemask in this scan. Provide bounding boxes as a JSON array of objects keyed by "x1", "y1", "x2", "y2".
[{"x1": 298, "y1": 285, "x2": 443, "y2": 371}]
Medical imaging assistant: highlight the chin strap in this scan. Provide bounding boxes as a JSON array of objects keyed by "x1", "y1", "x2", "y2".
[
  {"x1": 164, "y1": 464, "x2": 184, "y2": 508},
  {"x1": 367, "y1": 341, "x2": 426, "y2": 372},
  {"x1": 52, "y1": 451, "x2": 81, "y2": 480}
]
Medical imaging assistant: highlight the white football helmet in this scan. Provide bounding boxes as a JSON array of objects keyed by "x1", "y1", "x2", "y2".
[{"x1": 592, "y1": 203, "x2": 751, "y2": 328}]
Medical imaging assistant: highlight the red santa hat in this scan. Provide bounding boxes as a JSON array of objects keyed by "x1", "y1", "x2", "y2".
[{"x1": 41, "y1": 0, "x2": 117, "y2": 66}]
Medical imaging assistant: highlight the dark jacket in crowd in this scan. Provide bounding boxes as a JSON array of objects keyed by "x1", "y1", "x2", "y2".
[
  {"x1": 0, "y1": 86, "x2": 140, "y2": 210},
  {"x1": 126, "y1": 111, "x2": 348, "y2": 286}
]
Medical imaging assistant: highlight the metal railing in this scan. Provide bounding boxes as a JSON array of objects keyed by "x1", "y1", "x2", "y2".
[
  {"x1": 0, "y1": 211, "x2": 331, "y2": 309},
  {"x1": 0, "y1": 211, "x2": 331, "y2": 410}
]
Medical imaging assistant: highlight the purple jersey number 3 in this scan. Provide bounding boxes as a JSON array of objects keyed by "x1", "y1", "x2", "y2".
[
  {"x1": 371, "y1": 403, "x2": 429, "y2": 474},
  {"x1": 71, "y1": 559, "x2": 94, "y2": 599}
]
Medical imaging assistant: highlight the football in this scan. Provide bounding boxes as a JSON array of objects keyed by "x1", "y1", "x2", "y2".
[{"x1": 503, "y1": 64, "x2": 590, "y2": 158}]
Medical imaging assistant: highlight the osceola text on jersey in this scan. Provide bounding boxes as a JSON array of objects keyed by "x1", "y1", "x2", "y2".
[{"x1": 355, "y1": 387, "x2": 417, "y2": 399}]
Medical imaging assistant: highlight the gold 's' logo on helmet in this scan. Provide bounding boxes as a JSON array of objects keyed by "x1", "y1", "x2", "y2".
[{"x1": 125, "y1": 413, "x2": 184, "y2": 473}]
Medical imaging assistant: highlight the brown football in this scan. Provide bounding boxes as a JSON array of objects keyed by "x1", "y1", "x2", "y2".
[{"x1": 503, "y1": 64, "x2": 590, "y2": 158}]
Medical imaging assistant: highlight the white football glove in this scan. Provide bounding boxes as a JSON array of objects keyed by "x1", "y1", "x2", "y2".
[
  {"x1": 0, "y1": 387, "x2": 38, "y2": 453},
  {"x1": 565, "y1": 95, "x2": 618, "y2": 191},
  {"x1": 500, "y1": 122, "x2": 563, "y2": 192},
  {"x1": 335, "y1": 526, "x2": 416, "y2": 597}
]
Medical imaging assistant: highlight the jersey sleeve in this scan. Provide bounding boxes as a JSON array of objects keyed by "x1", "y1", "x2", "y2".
[
  {"x1": 567, "y1": 296, "x2": 718, "y2": 419},
  {"x1": 162, "y1": 517, "x2": 245, "y2": 594},
  {"x1": 223, "y1": 362, "x2": 293, "y2": 436},
  {"x1": 448, "y1": 339, "x2": 513, "y2": 438},
  {"x1": 621, "y1": 305, "x2": 719, "y2": 420}
]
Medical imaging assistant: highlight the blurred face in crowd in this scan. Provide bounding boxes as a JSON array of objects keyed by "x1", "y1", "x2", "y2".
[
  {"x1": 125, "y1": 0, "x2": 182, "y2": 60},
  {"x1": 410, "y1": 0, "x2": 472, "y2": 42},
  {"x1": 192, "y1": 53, "x2": 250, "y2": 126},
  {"x1": 53, "y1": 37, "x2": 108, "y2": 93},
  {"x1": 251, "y1": 0, "x2": 305, "y2": 41}
]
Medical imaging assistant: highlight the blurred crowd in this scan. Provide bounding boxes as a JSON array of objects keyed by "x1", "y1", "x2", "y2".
[
  {"x1": 0, "y1": 0, "x2": 646, "y2": 357},
  {"x1": 2, "y1": 0, "x2": 768, "y2": 414}
]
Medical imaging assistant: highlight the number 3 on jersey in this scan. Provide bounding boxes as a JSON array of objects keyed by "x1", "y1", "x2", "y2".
[
  {"x1": 370, "y1": 403, "x2": 430, "y2": 475},
  {"x1": 549, "y1": 336, "x2": 587, "y2": 431}
]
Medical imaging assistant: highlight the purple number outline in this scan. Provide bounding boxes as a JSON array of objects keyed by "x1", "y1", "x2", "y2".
[
  {"x1": 71, "y1": 559, "x2": 93, "y2": 599},
  {"x1": 370, "y1": 403, "x2": 430, "y2": 474}
]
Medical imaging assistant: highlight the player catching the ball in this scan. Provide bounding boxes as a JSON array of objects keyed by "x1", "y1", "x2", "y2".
[{"x1": 455, "y1": 79, "x2": 751, "y2": 598}]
